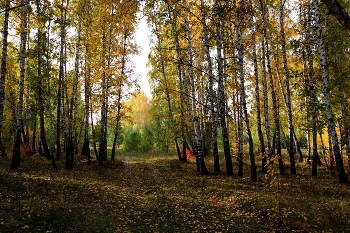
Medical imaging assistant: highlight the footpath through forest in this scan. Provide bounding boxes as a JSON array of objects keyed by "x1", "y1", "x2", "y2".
[{"x1": 1, "y1": 154, "x2": 350, "y2": 232}]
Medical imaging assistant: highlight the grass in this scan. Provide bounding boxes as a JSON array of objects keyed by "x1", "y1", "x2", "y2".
[{"x1": 1, "y1": 151, "x2": 350, "y2": 232}]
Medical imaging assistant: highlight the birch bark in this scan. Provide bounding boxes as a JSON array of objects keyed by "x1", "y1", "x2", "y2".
[
  {"x1": 200, "y1": 0, "x2": 220, "y2": 172},
  {"x1": 182, "y1": 0, "x2": 209, "y2": 175},
  {"x1": 235, "y1": 3, "x2": 256, "y2": 181},
  {"x1": 314, "y1": 0, "x2": 349, "y2": 183},
  {"x1": 215, "y1": 0, "x2": 233, "y2": 175}
]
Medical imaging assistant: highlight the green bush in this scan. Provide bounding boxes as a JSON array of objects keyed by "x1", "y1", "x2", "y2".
[{"x1": 123, "y1": 129, "x2": 142, "y2": 152}]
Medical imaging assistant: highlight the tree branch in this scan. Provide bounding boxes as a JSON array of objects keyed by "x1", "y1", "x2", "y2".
[
  {"x1": 0, "y1": 0, "x2": 33, "y2": 14},
  {"x1": 321, "y1": 0, "x2": 350, "y2": 33}
]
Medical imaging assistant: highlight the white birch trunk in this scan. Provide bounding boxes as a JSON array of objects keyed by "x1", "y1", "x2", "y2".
[{"x1": 314, "y1": 0, "x2": 349, "y2": 183}]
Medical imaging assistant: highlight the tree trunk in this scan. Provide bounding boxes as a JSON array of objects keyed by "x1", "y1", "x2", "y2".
[
  {"x1": 111, "y1": 88, "x2": 121, "y2": 161},
  {"x1": 169, "y1": 9, "x2": 188, "y2": 162},
  {"x1": 314, "y1": 0, "x2": 349, "y2": 183},
  {"x1": 235, "y1": 4, "x2": 256, "y2": 181},
  {"x1": 261, "y1": 0, "x2": 284, "y2": 174},
  {"x1": 183, "y1": 0, "x2": 208, "y2": 175},
  {"x1": 306, "y1": 4, "x2": 320, "y2": 174},
  {"x1": 0, "y1": 0, "x2": 10, "y2": 158},
  {"x1": 36, "y1": 0, "x2": 51, "y2": 161},
  {"x1": 32, "y1": 105, "x2": 37, "y2": 152},
  {"x1": 45, "y1": 18, "x2": 56, "y2": 169},
  {"x1": 279, "y1": 0, "x2": 297, "y2": 172},
  {"x1": 66, "y1": 0, "x2": 82, "y2": 169},
  {"x1": 249, "y1": 0, "x2": 266, "y2": 172},
  {"x1": 260, "y1": 32, "x2": 272, "y2": 162},
  {"x1": 154, "y1": 27, "x2": 181, "y2": 161},
  {"x1": 200, "y1": 0, "x2": 220, "y2": 172},
  {"x1": 56, "y1": 0, "x2": 68, "y2": 159},
  {"x1": 215, "y1": 0, "x2": 233, "y2": 176},
  {"x1": 91, "y1": 104, "x2": 98, "y2": 159},
  {"x1": 338, "y1": 83, "x2": 350, "y2": 174},
  {"x1": 318, "y1": 129, "x2": 330, "y2": 173},
  {"x1": 81, "y1": 0, "x2": 91, "y2": 161},
  {"x1": 10, "y1": 0, "x2": 29, "y2": 170},
  {"x1": 111, "y1": 28, "x2": 127, "y2": 161},
  {"x1": 98, "y1": 20, "x2": 108, "y2": 166}
]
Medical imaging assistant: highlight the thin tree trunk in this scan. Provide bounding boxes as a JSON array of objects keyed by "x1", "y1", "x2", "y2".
[
  {"x1": 32, "y1": 104, "x2": 37, "y2": 152},
  {"x1": 183, "y1": 0, "x2": 208, "y2": 175},
  {"x1": 66, "y1": 0, "x2": 82, "y2": 169},
  {"x1": 279, "y1": 0, "x2": 296, "y2": 173},
  {"x1": 81, "y1": 0, "x2": 91, "y2": 161},
  {"x1": 168, "y1": 8, "x2": 188, "y2": 162},
  {"x1": 45, "y1": 18, "x2": 56, "y2": 169},
  {"x1": 215, "y1": 0, "x2": 233, "y2": 176},
  {"x1": 10, "y1": 0, "x2": 28, "y2": 170},
  {"x1": 111, "y1": 26, "x2": 127, "y2": 161},
  {"x1": 99, "y1": 25, "x2": 108, "y2": 166},
  {"x1": 91, "y1": 104, "x2": 98, "y2": 159},
  {"x1": 261, "y1": 34, "x2": 272, "y2": 162},
  {"x1": 111, "y1": 88, "x2": 121, "y2": 161},
  {"x1": 306, "y1": 3, "x2": 320, "y2": 174},
  {"x1": 0, "y1": 0, "x2": 10, "y2": 158},
  {"x1": 154, "y1": 27, "x2": 181, "y2": 160},
  {"x1": 314, "y1": 0, "x2": 349, "y2": 183},
  {"x1": 200, "y1": 0, "x2": 219, "y2": 171},
  {"x1": 235, "y1": 4, "x2": 256, "y2": 181},
  {"x1": 56, "y1": 0, "x2": 68, "y2": 159},
  {"x1": 338, "y1": 83, "x2": 350, "y2": 174},
  {"x1": 249, "y1": 0, "x2": 266, "y2": 171},
  {"x1": 318, "y1": 129, "x2": 330, "y2": 173},
  {"x1": 36, "y1": 0, "x2": 51, "y2": 161},
  {"x1": 261, "y1": 0, "x2": 284, "y2": 174}
]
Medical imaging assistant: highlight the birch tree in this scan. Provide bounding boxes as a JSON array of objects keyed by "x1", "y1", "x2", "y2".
[
  {"x1": 314, "y1": 0, "x2": 349, "y2": 183},
  {"x1": 215, "y1": 0, "x2": 233, "y2": 176},
  {"x1": 10, "y1": 0, "x2": 29, "y2": 170},
  {"x1": 182, "y1": 0, "x2": 209, "y2": 175},
  {"x1": 0, "y1": 0, "x2": 10, "y2": 158}
]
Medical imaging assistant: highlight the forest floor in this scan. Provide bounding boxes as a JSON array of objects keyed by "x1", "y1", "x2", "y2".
[{"x1": 1, "y1": 151, "x2": 350, "y2": 232}]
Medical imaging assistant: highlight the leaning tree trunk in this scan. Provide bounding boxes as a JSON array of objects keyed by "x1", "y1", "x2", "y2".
[
  {"x1": 279, "y1": 0, "x2": 297, "y2": 172},
  {"x1": 200, "y1": 0, "x2": 220, "y2": 172},
  {"x1": 249, "y1": 0, "x2": 266, "y2": 171},
  {"x1": 0, "y1": 0, "x2": 10, "y2": 158},
  {"x1": 314, "y1": 0, "x2": 349, "y2": 183},
  {"x1": 183, "y1": 0, "x2": 208, "y2": 175},
  {"x1": 215, "y1": 0, "x2": 233, "y2": 175},
  {"x1": 10, "y1": 0, "x2": 29, "y2": 170}
]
